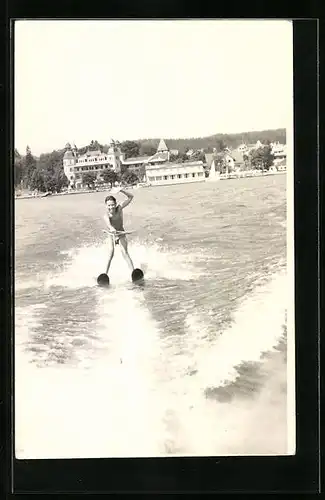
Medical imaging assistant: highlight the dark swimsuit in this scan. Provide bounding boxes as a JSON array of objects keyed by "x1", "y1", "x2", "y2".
[{"x1": 109, "y1": 205, "x2": 124, "y2": 245}]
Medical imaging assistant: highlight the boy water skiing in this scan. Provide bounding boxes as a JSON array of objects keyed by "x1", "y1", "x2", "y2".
[{"x1": 103, "y1": 188, "x2": 135, "y2": 275}]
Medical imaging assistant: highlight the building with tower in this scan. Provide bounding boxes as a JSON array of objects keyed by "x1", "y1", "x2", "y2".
[
  {"x1": 120, "y1": 138, "x2": 172, "y2": 172},
  {"x1": 63, "y1": 139, "x2": 122, "y2": 189},
  {"x1": 62, "y1": 137, "x2": 195, "y2": 188}
]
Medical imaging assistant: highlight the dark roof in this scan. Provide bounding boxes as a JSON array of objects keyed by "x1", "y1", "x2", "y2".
[
  {"x1": 147, "y1": 151, "x2": 169, "y2": 163},
  {"x1": 88, "y1": 149, "x2": 102, "y2": 156},
  {"x1": 79, "y1": 149, "x2": 102, "y2": 158},
  {"x1": 122, "y1": 155, "x2": 150, "y2": 164},
  {"x1": 229, "y1": 150, "x2": 245, "y2": 163}
]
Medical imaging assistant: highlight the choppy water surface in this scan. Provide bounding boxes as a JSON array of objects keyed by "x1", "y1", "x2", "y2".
[{"x1": 15, "y1": 174, "x2": 294, "y2": 458}]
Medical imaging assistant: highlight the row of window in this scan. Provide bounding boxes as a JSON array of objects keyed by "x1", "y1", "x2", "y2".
[
  {"x1": 70, "y1": 165, "x2": 113, "y2": 172},
  {"x1": 148, "y1": 172, "x2": 204, "y2": 181},
  {"x1": 77, "y1": 156, "x2": 110, "y2": 163}
]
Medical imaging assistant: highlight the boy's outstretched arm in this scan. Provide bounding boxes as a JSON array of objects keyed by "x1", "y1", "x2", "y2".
[{"x1": 119, "y1": 188, "x2": 134, "y2": 209}]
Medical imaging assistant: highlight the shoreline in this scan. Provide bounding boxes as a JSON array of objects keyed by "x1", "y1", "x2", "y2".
[
  {"x1": 14, "y1": 170, "x2": 286, "y2": 200},
  {"x1": 14, "y1": 186, "x2": 113, "y2": 201}
]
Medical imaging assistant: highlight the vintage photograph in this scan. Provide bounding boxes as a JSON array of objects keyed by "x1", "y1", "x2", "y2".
[{"x1": 14, "y1": 19, "x2": 294, "y2": 459}]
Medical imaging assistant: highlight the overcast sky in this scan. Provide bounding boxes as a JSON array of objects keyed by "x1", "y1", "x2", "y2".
[{"x1": 14, "y1": 20, "x2": 293, "y2": 155}]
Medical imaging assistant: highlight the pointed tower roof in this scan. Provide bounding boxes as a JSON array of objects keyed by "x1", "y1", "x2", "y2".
[
  {"x1": 64, "y1": 150, "x2": 74, "y2": 159},
  {"x1": 157, "y1": 139, "x2": 169, "y2": 152},
  {"x1": 64, "y1": 142, "x2": 73, "y2": 159}
]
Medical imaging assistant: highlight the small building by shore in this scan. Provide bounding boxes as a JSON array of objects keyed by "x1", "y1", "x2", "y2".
[{"x1": 145, "y1": 161, "x2": 205, "y2": 186}]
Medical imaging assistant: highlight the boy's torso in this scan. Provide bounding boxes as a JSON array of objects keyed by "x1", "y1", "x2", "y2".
[{"x1": 108, "y1": 205, "x2": 124, "y2": 231}]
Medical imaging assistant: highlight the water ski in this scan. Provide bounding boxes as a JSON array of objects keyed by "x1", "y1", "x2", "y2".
[
  {"x1": 97, "y1": 273, "x2": 110, "y2": 287},
  {"x1": 103, "y1": 230, "x2": 134, "y2": 236},
  {"x1": 131, "y1": 268, "x2": 144, "y2": 283}
]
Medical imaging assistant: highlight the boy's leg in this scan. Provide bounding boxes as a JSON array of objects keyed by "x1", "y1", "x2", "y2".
[
  {"x1": 105, "y1": 236, "x2": 115, "y2": 274},
  {"x1": 119, "y1": 236, "x2": 134, "y2": 272}
]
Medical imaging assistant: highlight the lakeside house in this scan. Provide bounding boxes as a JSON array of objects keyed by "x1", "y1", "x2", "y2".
[
  {"x1": 275, "y1": 158, "x2": 287, "y2": 171},
  {"x1": 208, "y1": 150, "x2": 245, "y2": 175},
  {"x1": 270, "y1": 141, "x2": 287, "y2": 165},
  {"x1": 237, "y1": 143, "x2": 249, "y2": 153}
]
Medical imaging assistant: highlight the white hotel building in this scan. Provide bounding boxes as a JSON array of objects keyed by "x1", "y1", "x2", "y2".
[
  {"x1": 63, "y1": 140, "x2": 122, "y2": 188},
  {"x1": 63, "y1": 138, "x2": 206, "y2": 188}
]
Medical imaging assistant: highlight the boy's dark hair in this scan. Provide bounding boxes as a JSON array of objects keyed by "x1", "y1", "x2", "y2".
[{"x1": 105, "y1": 195, "x2": 116, "y2": 204}]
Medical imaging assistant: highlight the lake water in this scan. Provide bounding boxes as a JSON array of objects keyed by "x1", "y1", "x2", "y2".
[{"x1": 14, "y1": 174, "x2": 294, "y2": 458}]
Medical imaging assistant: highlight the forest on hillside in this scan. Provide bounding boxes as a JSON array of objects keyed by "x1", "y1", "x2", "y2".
[{"x1": 135, "y1": 128, "x2": 286, "y2": 154}]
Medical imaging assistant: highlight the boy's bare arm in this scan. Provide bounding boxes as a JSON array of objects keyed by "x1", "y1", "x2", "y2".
[{"x1": 119, "y1": 189, "x2": 134, "y2": 209}]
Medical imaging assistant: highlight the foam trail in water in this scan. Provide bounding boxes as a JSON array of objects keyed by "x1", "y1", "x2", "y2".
[
  {"x1": 153, "y1": 270, "x2": 290, "y2": 456},
  {"x1": 189, "y1": 270, "x2": 287, "y2": 389},
  {"x1": 15, "y1": 258, "x2": 290, "y2": 458},
  {"x1": 43, "y1": 239, "x2": 203, "y2": 289},
  {"x1": 15, "y1": 285, "x2": 171, "y2": 458},
  {"x1": 83, "y1": 288, "x2": 171, "y2": 457}
]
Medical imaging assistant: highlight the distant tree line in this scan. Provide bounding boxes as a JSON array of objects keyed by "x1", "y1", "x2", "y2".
[
  {"x1": 134, "y1": 128, "x2": 286, "y2": 155},
  {"x1": 14, "y1": 143, "x2": 143, "y2": 193},
  {"x1": 81, "y1": 164, "x2": 140, "y2": 189},
  {"x1": 14, "y1": 146, "x2": 69, "y2": 193},
  {"x1": 114, "y1": 128, "x2": 285, "y2": 161}
]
